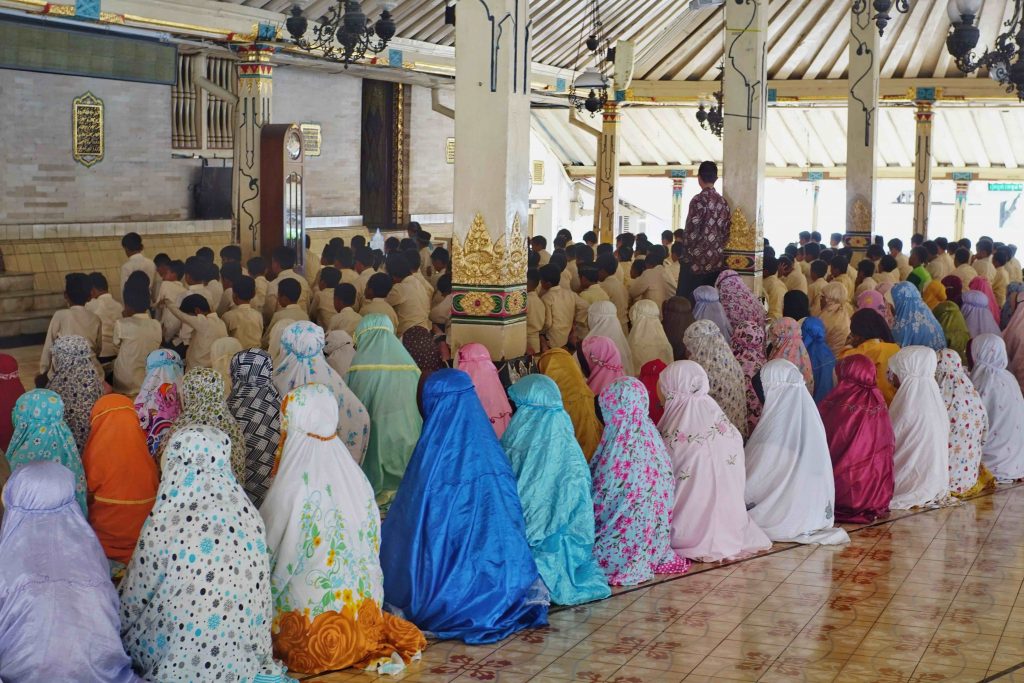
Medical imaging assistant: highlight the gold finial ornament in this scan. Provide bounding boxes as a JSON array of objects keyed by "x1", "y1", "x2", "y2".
[
  {"x1": 451, "y1": 212, "x2": 528, "y2": 287},
  {"x1": 725, "y1": 207, "x2": 757, "y2": 252},
  {"x1": 849, "y1": 197, "x2": 872, "y2": 234}
]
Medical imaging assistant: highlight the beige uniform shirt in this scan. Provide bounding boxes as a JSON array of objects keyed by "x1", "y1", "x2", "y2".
[
  {"x1": 309, "y1": 289, "x2": 338, "y2": 329},
  {"x1": 895, "y1": 253, "x2": 912, "y2": 279},
  {"x1": 328, "y1": 308, "x2": 363, "y2": 337},
  {"x1": 926, "y1": 259, "x2": 951, "y2": 282},
  {"x1": 305, "y1": 249, "x2": 321, "y2": 288},
  {"x1": 86, "y1": 293, "x2": 124, "y2": 358},
  {"x1": 567, "y1": 261, "x2": 580, "y2": 293},
  {"x1": 154, "y1": 279, "x2": 187, "y2": 344},
  {"x1": 783, "y1": 269, "x2": 809, "y2": 295},
  {"x1": 798, "y1": 260, "x2": 811, "y2": 278},
  {"x1": 599, "y1": 276, "x2": 631, "y2": 333},
  {"x1": 264, "y1": 270, "x2": 312, "y2": 321},
  {"x1": 875, "y1": 270, "x2": 899, "y2": 286},
  {"x1": 833, "y1": 273, "x2": 856, "y2": 303},
  {"x1": 973, "y1": 256, "x2": 996, "y2": 284},
  {"x1": 419, "y1": 247, "x2": 433, "y2": 277},
  {"x1": 120, "y1": 252, "x2": 158, "y2": 303},
  {"x1": 536, "y1": 249, "x2": 551, "y2": 267},
  {"x1": 264, "y1": 304, "x2": 310, "y2": 347},
  {"x1": 217, "y1": 287, "x2": 234, "y2": 316},
  {"x1": 339, "y1": 268, "x2": 360, "y2": 288},
  {"x1": 808, "y1": 278, "x2": 827, "y2": 317},
  {"x1": 354, "y1": 267, "x2": 377, "y2": 312},
  {"x1": 429, "y1": 294, "x2": 453, "y2": 328},
  {"x1": 628, "y1": 266, "x2": 672, "y2": 314},
  {"x1": 222, "y1": 304, "x2": 264, "y2": 350},
  {"x1": 662, "y1": 260, "x2": 681, "y2": 293},
  {"x1": 252, "y1": 276, "x2": 269, "y2": 313},
  {"x1": 387, "y1": 278, "x2": 431, "y2": 335},
  {"x1": 39, "y1": 306, "x2": 102, "y2": 374},
  {"x1": 526, "y1": 290, "x2": 545, "y2": 354},
  {"x1": 361, "y1": 299, "x2": 399, "y2": 332},
  {"x1": 993, "y1": 267, "x2": 1010, "y2": 308},
  {"x1": 763, "y1": 275, "x2": 787, "y2": 321},
  {"x1": 168, "y1": 309, "x2": 228, "y2": 370},
  {"x1": 1007, "y1": 257, "x2": 1023, "y2": 283},
  {"x1": 954, "y1": 264, "x2": 980, "y2": 287},
  {"x1": 112, "y1": 313, "x2": 162, "y2": 395},
  {"x1": 173, "y1": 284, "x2": 214, "y2": 347},
  {"x1": 579, "y1": 284, "x2": 611, "y2": 308},
  {"x1": 855, "y1": 277, "x2": 879, "y2": 298},
  {"x1": 541, "y1": 285, "x2": 587, "y2": 349}
]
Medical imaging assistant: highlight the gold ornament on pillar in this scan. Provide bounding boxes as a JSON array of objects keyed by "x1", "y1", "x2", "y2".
[
  {"x1": 451, "y1": 213, "x2": 528, "y2": 287},
  {"x1": 725, "y1": 208, "x2": 755, "y2": 252},
  {"x1": 846, "y1": 197, "x2": 872, "y2": 249}
]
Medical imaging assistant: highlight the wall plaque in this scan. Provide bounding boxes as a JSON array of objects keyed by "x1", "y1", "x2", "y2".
[
  {"x1": 300, "y1": 123, "x2": 322, "y2": 157},
  {"x1": 445, "y1": 137, "x2": 455, "y2": 164},
  {"x1": 72, "y1": 91, "x2": 104, "y2": 167}
]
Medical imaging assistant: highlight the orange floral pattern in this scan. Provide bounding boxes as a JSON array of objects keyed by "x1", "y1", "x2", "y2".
[{"x1": 272, "y1": 599, "x2": 425, "y2": 675}]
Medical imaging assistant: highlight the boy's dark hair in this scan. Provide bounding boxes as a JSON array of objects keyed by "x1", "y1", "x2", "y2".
[
  {"x1": 399, "y1": 238, "x2": 417, "y2": 252},
  {"x1": 830, "y1": 232, "x2": 843, "y2": 244},
  {"x1": 65, "y1": 273, "x2": 92, "y2": 305},
  {"x1": 578, "y1": 264, "x2": 599, "y2": 284},
  {"x1": 527, "y1": 268, "x2": 540, "y2": 287},
  {"x1": 234, "y1": 276, "x2": 255, "y2": 301},
  {"x1": 784, "y1": 244, "x2": 799, "y2": 258},
  {"x1": 372, "y1": 249, "x2": 385, "y2": 270},
  {"x1": 387, "y1": 253, "x2": 413, "y2": 279},
  {"x1": 154, "y1": 252, "x2": 171, "y2": 268},
  {"x1": 923, "y1": 240, "x2": 939, "y2": 258},
  {"x1": 539, "y1": 264, "x2": 561, "y2": 287},
  {"x1": 977, "y1": 237, "x2": 994, "y2": 255},
  {"x1": 596, "y1": 243, "x2": 614, "y2": 257},
  {"x1": 121, "y1": 232, "x2": 143, "y2": 251},
  {"x1": 575, "y1": 243, "x2": 595, "y2": 264},
  {"x1": 272, "y1": 246, "x2": 296, "y2": 270},
  {"x1": 386, "y1": 236, "x2": 402, "y2": 253},
  {"x1": 831, "y1": 256, "x2": 850, "y2": 273},
  {"x1": 810, "y1": 260, "x2": 829, "y2": 278},
  {"x1": 617, "y1": 245, "x2": 633, "y2": 262},
  {"x1": 935, "y1": 237, "x2": 949, "y2": 250},
  {"x1": 247, "y1": 256, "x2": 267, "y2": 277},
  {"x1": 630, "y1": 260, "x2": 645, "y2": 279},
  {"x1": 810, "y1": 231, "x2": 822, "y2": 242},
  {"x1": 779, "y1": 255, "x2": 794, "y2": 267},
  {"x1": 169, "y1": 260, "x2": 186, "y2": 279},
  {"x1": 205, "y1": 262, "x2": 220, "y2": 284},
  {"x1": 437, "y1": 273, "x2": 453, "y2": 295},
  {"x1": 126, "y1": 270, "x2": 150, "y2": 292},
  {"x1": 320, "y1": 244, "x2": 338, "y2": 264},
  {"x1": 763, "y1": 255, "x2": 779, "y2": 277},
  {"x1": 528, "y1": 250, "x2": 540, "y2": 269},
  {"x1": 858, "y1": 259, "x2": 876, "y2": 277},
  {"x1": 616, "y1": 233, "x2": 636, "y2": 248},
  {"x1": 221, "y1": 261, "x2": 243, "y2": 287},
  {"x1": 88, "y1": 272, "x2": 108, "y2": 292},
  {"x1": 866, "y1": 244, "x2": 884, "y2": 260},
  {"x1": 431, "y1": 246, "x2": 450, "y2": 268},
  {"x1": 645, "y1": 250, "x2": 665, "y2": 268},
  {"x1": 549, "y1": 252, "x2": 567, "y2": 273},
  {"x1": 880, "y1": 255, "x2": 897, "y2": 272},
  {"x1": 596, "y1": 253, "x2": 618, "y2": 276},
  {"x1": 123, "y1": 286, "x2": 150, "y2": 313},
  {"x1": 673, "y1": 228, "x2": 685, "y2": 241},
  {"x1": 531, "y1": 235, "x2": 547, "y2": 249},
  {"x1": 416, "y1": 230, "x2": 432, "y2": 246},
  {"x1": 911, "y1": 233, "x2": 924, "y2": 246},
  {"x1": 994, "y1": 246, "x2": 1010, "y2": 267},
  {"x1": 799, "y1": 231, "x2": 811, "y2": 242},
  {"x1": 195, "y1": 246, "x2": 215, "y2": 262},
  {"x1": 185, "y1": 257, "x2": 206, "y2": 283},
  {"x1": 277, "y1": 278, "x2": 301, "y2": 305},
  {"x1": 582, "y1": 230, "x2": 598, "y2": 244},
  {"x1": 805, "y1": 242, "x2": 821, "y2": 260},
  {"x1": 335, "y1": 246, "x2": 355, "y2": 269},
  {"x1": 354, "y1": 246, "x2": 374, "y2": 269},
  {"x1": 955, "y1": 247, "x2": 971, "y2": 265},
  {"x1": 697, "y1": 160, "x2": 718, "y2": 183},
  {"x1": 319, "y1": 266, "x2": 341, "y2": 289},
  {"x1": 334, "y1": 282, "x2": 357, "y2": 307},
  {"x1": 351, "y1": 235, "x2": 366, "y2": 250},
  {"x1": 220, "y1": 245, "x2": 242, "y2": 263},
  {"x1": 181, "y1": 293, "x2": 210, "y2": 314},
  {"x1": 403, "y1": 248, "x2": 421, "y2": 273},
  {"x1": 958, "y1": 237, "x2": 972, "y2": 251},
  {"x1": 328, "y1": 237, "x2": 345, "y2": 251},
  {"x1": 671, "y1": 242, "x2": 684, "y2": 258},
  {"x1": 368, "y1": 272, "x2": 393, "y2": 298},
  {"x1": 819, "y1": 249, "x2": 834, "y2": 264},
  {"x1": 661, "y1": 230, "x2": 673, "y2": 244},
  {"x1": 910, "y1": 246, "x2": 928, "y2": 265},
  {"x1": 888, "y1": 238, "x2": 904, "y2": 252},
  {"x1": 553, "y1": 235, "x2": 568, "y2": 251}
]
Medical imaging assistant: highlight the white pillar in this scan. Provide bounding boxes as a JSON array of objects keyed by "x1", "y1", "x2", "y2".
[
  {"x1": 450, "y1": 0, "x2": 531, "y2": 361},
  {"x1": 913, "y1": 93, "x2": 936, "y2": 238},
  {"x1": 722, "y1": 0, "x2": 767, "y2": 295},
  {"x1": 845, "y1": 2, "x2": 880, "y2": 260},
  {"x1": 953, "y1": 175, "x2": 972, "y2": 241}
]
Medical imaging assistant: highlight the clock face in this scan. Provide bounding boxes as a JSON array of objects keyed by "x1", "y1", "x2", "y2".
[{"x1": 286, "y1": 130, "x2": 303, "y2": 160}]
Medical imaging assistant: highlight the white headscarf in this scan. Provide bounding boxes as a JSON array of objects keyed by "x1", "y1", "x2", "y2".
[
  {"x1": 324, "y1": 330, "x2": 356, "y2": 377},
  {"x1": 273, "y1": 321, "x2": 370, "y2": 464},
  {"x1": 628, "y1": 299, "x2": 674, "y2": 371},
  {"x1": 744, "y1": 359, "x2": 848, "y2": 544},
  {"x1": 887, "y1": 346, "x2": 952, "y2": 509},
  {"x1": 587, "y1": 301, "x2": 634, "y2": 375},
  {"x1": 970, "y1": 334, "x2": 1024, "y2": 480}
]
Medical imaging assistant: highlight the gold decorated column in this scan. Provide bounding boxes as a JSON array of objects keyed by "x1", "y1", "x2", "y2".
[
  {"x1": 953, "y1": 173, "x2": 972, "y2": 241},
  {"x1": 722, "y1": 0, "x2": 767, "y2": 295},
  {"x1": 845, "y1": 1, "x2": 880, "y2": 261},
  {"x1": 913, "y1": 90, "x2": 937, "y2": 238},
  {"x1": 594, "y1": 100, "x2": 621, "y2": 244},
  {"x1": 233, "y1": 42, "x2": 274, "y2": 260},
  {"x1": 450, "y1": 0, "x2": 531, "y2": 362}
]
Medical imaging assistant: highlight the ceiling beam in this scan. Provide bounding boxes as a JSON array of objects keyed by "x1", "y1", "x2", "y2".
[
  {"x1": 563, "y1": 164, "x2": 1024, "y2": 181},
  {"x1": 625, "y1": 77, "x2": 1023, "y2": 103}
]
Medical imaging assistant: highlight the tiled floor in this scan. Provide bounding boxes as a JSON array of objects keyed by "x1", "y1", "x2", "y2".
[{"x1": 303, "y1": 485, "x2": 1024, "y2": 683}]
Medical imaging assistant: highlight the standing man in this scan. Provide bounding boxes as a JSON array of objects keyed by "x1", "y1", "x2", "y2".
[{"x1": 677, "y1": 161, "x2": 731, "y2": 299}]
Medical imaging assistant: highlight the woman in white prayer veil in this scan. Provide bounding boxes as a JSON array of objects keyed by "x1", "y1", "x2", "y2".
[
  {"x1": 586, "y1": 301, "x2": 634, "y2": 375},
  {"x1": 969, "y1": 333, "x2": 1024, "y2": 481},
  {"x1": 628, "y1": 300, "x2": 674, "y2": 372},
  {"x1": 324, "y1": 330, "x2": 356, "y2": 377},
  {"x1": 744, "y1": 359, "x2": 849, "y2": 545},
  {"x1": 887, "y1": 346, "x2": 953, "y2": 509}
]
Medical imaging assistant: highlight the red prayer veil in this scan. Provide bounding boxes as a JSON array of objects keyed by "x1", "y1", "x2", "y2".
[
  {"x1": 0, "y1": 354, "x2": 25, "y2": 451},
  {"x1": 639, "y1": 359, "x2": 668, "y2": 424},
  {"x1": 818, "y1": 353, "x2": 895, "y2": 523}
]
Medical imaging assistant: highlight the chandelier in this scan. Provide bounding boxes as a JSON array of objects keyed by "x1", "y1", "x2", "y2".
[
  {"x1": 286, "y1": 2, "x2": 396, "y2": 68},
  {"x1": 695, "y1": 90, "x2": 724, "y2": 139},
  {"x1": 569, "y1": 0, "x2": 611, "y2": 116},
  {"x1": 946, "y1": 0, "x2": 1024, "y2": 100},
  {"x1": 853, "y1": 0, "x2": 913, "y2": 37}
]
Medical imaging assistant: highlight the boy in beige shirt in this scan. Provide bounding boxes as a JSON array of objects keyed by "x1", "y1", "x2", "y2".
[
  {"x1": 539, "y1": 264, "x2": 588, "y2": 350},
  {"x1": 310, "y1": 267, "x2": 342, "y2": 329},
  {"x1": 779, "y1": 256, "x2": 808, "y2": 294},
  {"x1": 264, "y1": 246, "x2": 311, "y2": 322},
  {"x1": 39, "y1": 273, "x2": 103, "y2": 375},
  {"x1": 222, "y1": 276, "x2": 264, "y2": 350},
  {"x1": 854, "y1": 260, "x2": 879, "y2": 298},
  {"x1": 385, "y1": 254, "x2": 431, "y2": 335},
  {"x1": 762, "y1": 256, "x2": 788, "y2": 321},
  {"x1": 807, "y1": 260, "x2": 828, "y2": 317},
  {"x1": 112, "y1": 285, "x2": 162, "y2": 395},
  {"x1": 363, "y1": 273, "x2": 400, "y2": 332},
  {"x1": 86, "y1": 272, "x2": 125, "y2": 362},
  {"x1": 526, "y1": 270, "x2": 545, "y2": 355},
  {"x1": 628, "y1": 253, "x2": 673, "y2": 313},
  {"x1": 597, "y1": 254, "x2": 630, "y2": 333},
  {"x1": 264, "y1": 278, "x2": 310, "y2": 348},
  {"x1": 167, "y1": 293, "x2": 228, "y2": 370},
  {"x1": 329, "y1": 283, "x2": 363, "y2": 337},
  {"x1": 247, "y1": 257, "x2": 270, "y2": 313},
  {"x1": 429, "y1": 275, "x2": 454, "y2": 343},
  {"x1": 154, "y1": 259, "x2": 188, "y2": 344},
  {"x1": 578, "y1": 264, "x2": 611, "y2": 307},
  {"x1": 353, "y1": 247, "x2": 377, "y2": 313}
]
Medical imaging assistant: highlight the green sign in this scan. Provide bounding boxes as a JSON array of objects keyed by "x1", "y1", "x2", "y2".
[{"x1": 989, "y1": 183, "x2": 1023, "y2": 192}]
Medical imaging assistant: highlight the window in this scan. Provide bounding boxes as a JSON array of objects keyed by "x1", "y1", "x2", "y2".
[{"x1": 172, "y1": 53, "x2": 235, "y2": 152}]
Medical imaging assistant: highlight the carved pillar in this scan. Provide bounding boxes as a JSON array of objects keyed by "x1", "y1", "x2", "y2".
[
  {"x1": 450, "y1": 0, "x2": 531, "y2": 361},
  {"x1": 722, "y1": 0, "x2": 767, "y2": 296},
  {"x1": 811, "y1": 179, "x2": 821, "y2": 231},
  {"x1": 913, "y1": 92, "x2": 936, "y2": 239},
  {"x1": 594, "y1": 100, "x2": 621, "y2": 244},
  {"x1": 670, "y1": 169, "x2": 687, "y2": 231},
  {"x1": 232, "y1": 43, "x2": 274, "y2": 260},
  {"x1": 845, "y1": 1, "x2": 880, "y2": 262},
  {"x1": 953, "y1": 174, "x2": 972, "y2": 241}
]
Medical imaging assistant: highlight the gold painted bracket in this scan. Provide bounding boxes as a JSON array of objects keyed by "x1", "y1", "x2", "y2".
[{"x1": 451, "y1": 213, "x2": 528, "y2": 287}]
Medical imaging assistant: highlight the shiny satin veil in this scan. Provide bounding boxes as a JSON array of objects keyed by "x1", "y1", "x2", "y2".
[{"x1": 380, "y1": 369, "x2": 549, "y2": 643}]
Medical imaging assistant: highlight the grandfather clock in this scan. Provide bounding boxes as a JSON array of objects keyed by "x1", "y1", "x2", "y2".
[{"x1": 260, "y1": 123, "x2": 305, "y2": 271}]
